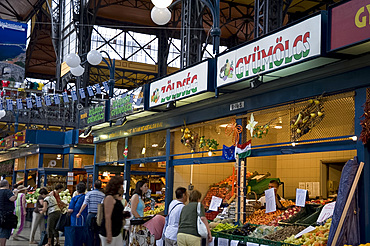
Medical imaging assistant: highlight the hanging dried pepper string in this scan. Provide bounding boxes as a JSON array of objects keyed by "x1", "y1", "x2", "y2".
[{"x1": 225, "y1": 118, "x2": 243, "y2": 146}]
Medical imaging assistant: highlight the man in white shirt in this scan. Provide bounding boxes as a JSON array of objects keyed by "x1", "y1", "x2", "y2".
[{"x1": 163, "y1": 187, "x2": 188, "y2": 246}]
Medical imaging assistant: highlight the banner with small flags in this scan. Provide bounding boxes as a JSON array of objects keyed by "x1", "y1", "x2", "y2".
[
  {"x1": 26, "y1": 97, "x2": 32, "y2": 109},
  {"x1": 62, "y1": 91, "x2": 69, "y2": 103},
  {"x1": 94, "y1": 84, "x2": 101, "y2": 94},
  {"x1": 6, "y1": 99, "x2": 13, "y2": 111},
  {"x1": 87, "y1": 86, "x2": 94, "y2": 97},
  {"x1": 0, "y1": 98, "x2": 3, "y2": 110},
  {"x1": 54, "y1": 94, "x2": 60, "y2": 105},
  {"x1": 79, "y1": 88, "x2": 86, "y2": 99},
  {"x1": 36, "y1": 96, "x2": 42, "y2": 107},
  {"x1": 102, "y1": 81, "x2": 109, "y2": 93},
  {"x1": 45, "y1": 95, "x2": 51, "y2": 106},
  {"x1": 71, "y1": 91, "x2": 78, "y2": 101},
  {"x1": 16, "y1": 99, "x2": 23, "y2": 110}
]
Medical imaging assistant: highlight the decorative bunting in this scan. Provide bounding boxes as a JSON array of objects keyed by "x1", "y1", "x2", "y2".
[
  {"x1": 62, "y1": 92, "x2": 69, "y2": 103},
  {"x1": 71, "y1": 91, "x2": 78, "y2": 101},
  {"x1": 136, "y1": 98, "x2": 143, "y2": 106},
  {"x1": 6, "y1": 99, "x2": 13, "y2": 111},
  {"x1": 79, "y1": 88, "x2": 86, "y2": 99},
  {"x1": 36, "y1": 97, "x2": 42, "y2": 107},
  {"x1": 222, "y1": 145, "x2": 236, "y2": 161},
  {"x1": 0, "y1": 98, "x2": 3, "y2": 110},
  {"x1": 102, "y1": 81, "x2": 109, "y2": 93},
  {"x1": 94, "y1": 84, "x2": 102, "y2": 94},
  {"x1": 16, "y1": 99, "x2": 23, "y2": 110},
  {"x1": 26, "y1": 98, "x2": 32, "y2": 109},
  {"x1": 87, "y1": 86, "x2": 94, "y2": 97},
  {"x1": 54, "y1": 95, "x2": 60, "y2": 105},
  {"x1": 130, "y1": 94, "x2": 134, "y2": 103},
  {"x1": 45, "y1": 95, "x2": 51, "y2": 106}
]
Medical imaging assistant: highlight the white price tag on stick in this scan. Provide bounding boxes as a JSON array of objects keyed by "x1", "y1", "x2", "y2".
[
  {"x1": 317, "y1": 201, "x2": 336, "y2": 223},
  {"x1": 230, "y1": 240, "x2": 239, "y2": 246},
  {"x1": 265, "y1": 188, "x2": 276, "y2": 213},
  {"x1": 209, "y1": 196, "x2": 223, "y2": 211},
  {"x1": 218, "y1": 238, "x2": 228, "y2": 246},
  {"x1": 295, "y1": 226, "x2": 316, "y2": 238},
  {"x1": 296, "y1": 189, "x2": 307, "y2": 207}
]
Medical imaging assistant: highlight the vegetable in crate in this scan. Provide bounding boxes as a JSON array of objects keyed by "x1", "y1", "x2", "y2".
[
  {"x1": 231, "y1": 224, "x2": 258, "y2": 236},
  {"x1": 249, "y1": 225, "x2": 280, "y2": 238},
  {"x1": 211, "y1": 223, "x2": 237, "y2": 232},
  {"x1": 264, "y1": 225, "x2": 306, "y2": 242},
  {"x1": 269, "y1": 206, "x2": 301, "y2": 226},
  {"x1": 244, "y1": 209, "x2": 283, "y2": 225}
]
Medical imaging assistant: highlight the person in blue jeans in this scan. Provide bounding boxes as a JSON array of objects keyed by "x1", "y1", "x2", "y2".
[
  {"x1": 77, "y1": 180, "x2": 105, "y2": 246},
  {"x1": 68, "y1": 182, "x2": 88, "y2": 226}
]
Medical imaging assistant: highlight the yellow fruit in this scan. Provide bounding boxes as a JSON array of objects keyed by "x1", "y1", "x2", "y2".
[
  {"x1": 308, "y1": 99, "x2": 313, "y2": 104},
  {"x1": 297, "y1": 129, "x2": 301, "y2": 133},
  {"x1": 310, "y1": 113, "x2": 316, "y2": 117},
  {"x1": 314, "y1": 100, "x2": 320, "y2": 104},
  {"x1": 181, "y1": 129, "x2": 184, "y2": 132},
  {"x1": 318, "y1": 111, "x2": 323, "y2": 116}
]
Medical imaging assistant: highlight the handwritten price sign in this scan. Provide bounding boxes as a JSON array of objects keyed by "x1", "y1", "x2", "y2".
[{"x1": 317, "y1": 201, "x2": 336, "y2": 223}]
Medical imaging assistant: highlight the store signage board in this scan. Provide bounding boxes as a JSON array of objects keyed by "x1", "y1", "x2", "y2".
[
  {"x1": 331, "y1": 0, "x2": 370, "y2": 51},
  {"x1": 230, "y1": 101, "x2": 245, "y2": 111},
  {"x1": 295, "y1": 226, "x2": 315, "y2": 239},
  {"x1": 265, "y1": 188, "x2": 277, "y2": 213},
  {"x1": 218, "y1": 238, "x2": 228, "y2": 246},
  {"x1": 317, "y1": 201, "x2": 336, "y2": 223},
  {"x1": 217, "y1": 14, "x2": 321, "y2": 88},
  {"x1": 295, "y1": 188, "x2": 307, "y2": 207},
  {"x1": 80, "y1": 103, "x2": 106, "y2": 128},
  {"x1": 149, "y1": 61, "x2": 208, "y2": 108},
  {"x1": 109, "y1": 86, "x2": 144, "y2": 120},
  {"x1": 209, "y1": 196, "x2": 223, "y2": 211}
]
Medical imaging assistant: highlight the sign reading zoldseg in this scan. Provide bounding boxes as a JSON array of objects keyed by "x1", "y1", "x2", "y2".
[
  {"x1": 149, "y1": 61, "x2": 208, "y2": 108},
  {"x1": 110, "y1": 87, "x2": 144, "y2": 120},
  {"x1": 217, "y1": 15, "x2": 322, "y2": 88},
  {"x1": 80, "y1": 103, "x2": 106, "y2": 127}
]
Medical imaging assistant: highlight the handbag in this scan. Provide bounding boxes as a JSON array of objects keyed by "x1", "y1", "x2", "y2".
[
  {"x1": 65, "y1": 215, "x2": 87, "y2": 246},
  {"x1": 96, "y1": 201, "x2": 104, "y2": 226},
  {"x1": 0, "y1": 212, "x2": 18, "y2": 229},
  {"x1": 56, "y1": 212, "x2": 71, "y2": 232},
  {"x1": 196, "y1": 202, "x2": 208, "y2": 238}
]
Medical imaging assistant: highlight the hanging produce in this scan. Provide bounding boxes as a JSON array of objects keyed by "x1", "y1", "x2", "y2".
[
  {"x1": 253, "y1": 124, "x2": 270, "y2": 138},
  {"x1": 291, "y1": 95, "x2": 325, "y2": 142},
  {"x1": 360, "y1": 96, "x2": 370, "y2": 144},
  {"x1": 180, "y1": 124, "x2": 198, "y2": 153},
  {"x1": 225, "y1": 118, "x2": 242, "y2": 145},
  {"x1": 199, "y1": 136, "x2": 219, "y2": 153}
]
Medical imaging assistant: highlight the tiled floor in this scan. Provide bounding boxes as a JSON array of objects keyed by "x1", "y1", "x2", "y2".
[{"x1": 6, "y1": 222, "x2": 65, "y2": 246}]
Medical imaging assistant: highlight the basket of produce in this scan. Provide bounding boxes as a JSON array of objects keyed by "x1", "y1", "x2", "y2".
[
  {"x1": 264, "y1": 225, "x2": 306, "y2": 243},
  {"x1": 245, "y1": 209, "x2": 283, "y2": 225},
  {"x1": 246, "y1": 191, "x2": 261, "y2": 216},
  {"x1": 269, "y1": 207, "x2": 301, "y2": 226},
  {"x1": 248, "y1": 225, "x2": 281, "y2": 239},
  {"x1": 225, "y1": 224, "x2": 259, "y2": 242},
  {"x1": 279, "y1": 204, "x2": 320, "y2": 225},
  {"x1": 205, "y1": 210, "x2": 220, "y2": 221}
]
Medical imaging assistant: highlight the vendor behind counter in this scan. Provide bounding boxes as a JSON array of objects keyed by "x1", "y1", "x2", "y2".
[{"x1": 258, "y1": 180, "x2": 286, "y2": 209}]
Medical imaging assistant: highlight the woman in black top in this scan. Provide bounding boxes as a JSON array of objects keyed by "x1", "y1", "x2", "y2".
[
  {"x1": 29, "y1": 188, "x2": 48, "y2": 244},
  {"x1": 0, "y1": 180, "x2": 18, "y2": 246},
  {"x1": 99, "y1": 176, "x2": 124, "y2": 246}
]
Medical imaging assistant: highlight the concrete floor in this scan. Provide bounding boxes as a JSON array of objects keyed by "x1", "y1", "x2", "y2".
[{"x1": 6, "y1": 221, "x2": 65, "y2": 246}]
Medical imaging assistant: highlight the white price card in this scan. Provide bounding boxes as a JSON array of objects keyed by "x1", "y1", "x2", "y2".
[
  {"x1": 208, "y1": 237, "x2": 215, "y2": 246},
  {"x1": 317, "y1": 201, "x2": 336, "y2": 223},
  {"x1": 247, "y1": 243, "x2": 259, "y2": 246},
  {"x1": 218, "y1": 237, "x2": 229, "y2": 246},
  {"x1": 295, "y1": 226, "x2": 316, "y2": 238},
  {"x1": 296, "y1": 189, "x2": 307, "y2": 207},
  {"x1": 209, "y1": 196, "x2": 223, "y2": 211},
  {"x1": 230, "y1": 240, "x2": 239, "y2": 246},
  {"x1": 265, "y1": 188, "x2": 276, "y2": 213}
]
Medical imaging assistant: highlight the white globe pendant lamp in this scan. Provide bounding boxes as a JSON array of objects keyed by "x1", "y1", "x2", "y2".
[
  {"x1": 70, "y1": 65, "x2": 85, "y2": 76},
  {"x1": 151, "y1": 0, "x2": 172, "y2": 8},
  {"x1": 87, "y1": 50, "x2": 103, "y2": 65},
  {"x1": 0, "y1": 110, "x2": 6, "y2": 119},
  {"x1": 65, "y1": 53, "x2": 81, "y2": 68},
  {"x1": 151, "y1": 7, "x2": 171, "y2": 25}
]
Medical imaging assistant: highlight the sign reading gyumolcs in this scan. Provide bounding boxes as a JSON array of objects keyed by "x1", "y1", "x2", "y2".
[
  {"x1": 109, "y1": 86, "x2": 144, "y2": 121},
  {"x1": 0, "y1": 19, "x2": 27, "y2": 84},
  {"x1": 217, "y1": 15, "x2": 322, "y2": 88},
  {"x1": 149, "y1": 61, "x2": 208, "y2": 108},
  {"x1": 80, "y1": 103, "x2": 106, "y2": 128}
]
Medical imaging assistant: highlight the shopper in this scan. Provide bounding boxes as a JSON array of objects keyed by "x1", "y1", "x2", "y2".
[
  {"x1": 12, "y1": 185, "x2": 28, "y2": 240},
  {"x1": 177, "y1": 190, "x2": 212, "y2": 246},
  {"x1": 77, "y1": 179, "x2": 105, "y2": 246},
  {"x1": 163, "y1": 187, "x2": 187, "y2": 246},
  {"x1": 0, "y1": 180, "x2": 18, "y2": 246},
  {"x1": 68, "y1": 182, "x2": 88, "y2": 226},
  {"x1": 42, "y1": 184, "x2": 66, "y2": 246},
  {"x1": 99, "y1": 176, "x2": 124, "y2": 246},
  {"x1": 130, "y1": 179, "x2": 156, "y2": 246},
  {"x1": 29, "y1": 188, "x2": 48, "y2": 244}
]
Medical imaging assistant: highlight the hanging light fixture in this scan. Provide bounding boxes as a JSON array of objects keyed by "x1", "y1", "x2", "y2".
[
  {"x1": 151, "y1": 0, "x2": 172, "y2": 8},
  {"x1": 70, "y1": 65, "x2": 84, "y2": 76},
  {"x1": 151, "y1": 7, "x2": 171, "y2": 25},
  {"x1": 65, "y1": 53, "x2": 81, "y2": 68},
  {"x1": 87, "y1": 50, "x2": 103, "y2": 65}
]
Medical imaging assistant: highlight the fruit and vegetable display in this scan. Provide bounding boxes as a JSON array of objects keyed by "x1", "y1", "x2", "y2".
[
  {"x1": 264, "y1": 225, "x2": 306, "y2": 242},
  {"x1": 230, "y1": 224, "x2": 258, "y2": 236},
  {"x1": 210, "y1": 222, "x2": 237, "y2": 232},
  {"x1": 281, "y1": 200, "x2": 296, "y2": 207},
  {"x1": 249, "y1": 225, "x2": 281, "y2": 238},
  {"x1": 25, "y1": 188, "x2": 40, "y2": 204},
  {"x1": 202, "y1": 174, "x2": 237, "y2": 208},
  {"x1": 244, "y1": 209, "x2": 283, "y2": 225},
  {"x1": 284, "y1": 218, "x2": 332, "y2": 246},
  {"x1": 306, "y1": 199, "x2": 333, "y2": 205},
  {"x1": 269, "y1": 206, "x2": 301, "y2": 226},
  {"x1": 143, "y1": 203, "x2": 165, "y2": 216},
  {"x1": 60, "y1": 189, "x2": 72, "y2": 204}
]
